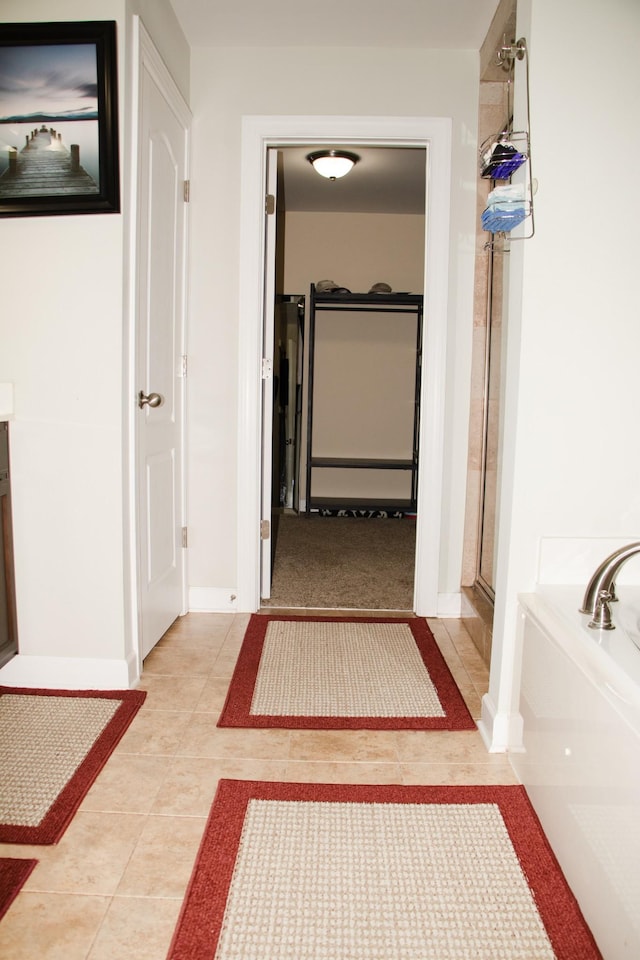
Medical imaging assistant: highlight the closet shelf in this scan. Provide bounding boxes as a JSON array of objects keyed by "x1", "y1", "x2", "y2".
[
  {"x1": 305, "y1": 284, "x2": 423, "y2": 516},
  {"x1": 310, "y1": 497, "x2": 416, "y2": 513},
  {"x1": 312, "y1": 290, "x2": 423, "y2": 311},
  {"x1": 310, "y1": 457, "x2": 416, "y2": 470}
]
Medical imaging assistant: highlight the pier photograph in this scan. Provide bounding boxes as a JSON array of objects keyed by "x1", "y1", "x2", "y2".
[{"x1": 0, "y1": 21, "x2": 119, "y2": 216}]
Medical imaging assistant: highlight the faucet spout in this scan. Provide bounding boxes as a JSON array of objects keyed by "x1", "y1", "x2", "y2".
[{"x1": 580, "y1": 541, "x2": 640, "y2": 617}]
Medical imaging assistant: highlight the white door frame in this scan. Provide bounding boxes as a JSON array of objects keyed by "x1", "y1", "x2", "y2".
[
  {"x1": 126, "y1": 18, "x2": 190, "y2": 677},
  {"x1": 236, "y1": 115, "x2": 452, "y2": 615}
]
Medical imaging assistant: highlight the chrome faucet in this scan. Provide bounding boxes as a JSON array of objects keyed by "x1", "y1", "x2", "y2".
[{"x1": 580, "y1": 541, "x2": 640, "y2": 629}]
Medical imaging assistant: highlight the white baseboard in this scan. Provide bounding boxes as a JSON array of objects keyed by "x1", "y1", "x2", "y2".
[
  {"x1": 477, "y1": 692, "x2": 524, "y2": 754},
  {"x1": 186, "y1": 588, "x2": 461, "y2": 616},
  {"x1": 0, "y1": 653, "x2": 138, "y2": 690},
  {"x1": 188, "y1": 586, "x2": 239, "y2": 612},
  {"x1": 436, "y1": 592, "x2": 462, "y2": 617}
]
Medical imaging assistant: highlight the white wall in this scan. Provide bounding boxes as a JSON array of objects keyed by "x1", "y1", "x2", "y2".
[
  {"x1": 284, "y1": 210, "x2": 425, "y2": 503},
  {"x1": 482, "y1": 0, "x2": 640, "y2": 749},
  {"x1": 0, "y1": 0, "x2": 189, "y2": 686},
  {"x1": 283, "y1": 211, "x2": 425, "y2": 295},
  {"x1": 186, "y1": 46, "x2": 479, "y2": 601}
]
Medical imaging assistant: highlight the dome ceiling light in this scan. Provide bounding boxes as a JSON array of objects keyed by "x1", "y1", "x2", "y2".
[{"x1": 307, "y1": 150, "x2": 360, "y2": 181}]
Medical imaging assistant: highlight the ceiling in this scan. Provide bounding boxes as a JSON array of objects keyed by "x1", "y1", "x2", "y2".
[
  {"x1": 168, "y1": 1, "x2": 500, "y2": 50},
  {"x1": 168, "y1": 0, "x2": 501, "y2": 214},
  {"x1": 279, "y1": 146, "x2": 426, "y2": 215}
]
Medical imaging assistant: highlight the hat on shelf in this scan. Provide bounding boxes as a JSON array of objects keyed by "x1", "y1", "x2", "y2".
[
  {"x1": 315, "y1": 279, "x2": 351, "y2": 293},
  {"x1": 368, "y1": 282, "x2": 392, "y2": 294}
]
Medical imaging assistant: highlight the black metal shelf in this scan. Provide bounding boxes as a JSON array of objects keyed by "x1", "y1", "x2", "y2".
[
  {"x1": 308, "y1": 497, "x2": 416, "y2": 513},
  {"x1": 305, "y1": 285, "x2": 423, "y2": 516},
  {"x1": 310, "y1": 457, "x2": 416, "y2": 470}
]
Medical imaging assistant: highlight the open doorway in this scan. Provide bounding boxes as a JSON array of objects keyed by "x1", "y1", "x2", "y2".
[
  {"x1": 263, "y1": 145, "x2": 427, "y2": 611},
  {"x1": 236, "y1": 114, "x2": 452, "y2": 617}
]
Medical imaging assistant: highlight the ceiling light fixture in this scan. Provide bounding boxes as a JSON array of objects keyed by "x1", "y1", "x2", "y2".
[{"x1": 307, "y1": 150, "x2": 360, "y2": 181}]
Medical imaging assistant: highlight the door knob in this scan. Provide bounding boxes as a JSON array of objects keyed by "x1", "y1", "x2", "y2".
[{"x1": 138, "y1": 390, "x2": 164, "y2": 409}]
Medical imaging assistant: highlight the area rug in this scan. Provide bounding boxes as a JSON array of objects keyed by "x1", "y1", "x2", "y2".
[
  {"x1": 0, "y1": 686, "x2": 146, "y2": 844},
  {"x1": 167, "y1": 780, "x2": 602, "y2": 960},
  {"x1": 218, "y1": 616, "x2": 475, "y2": 730},
  {"x1": 0, "y1": 859, "x2": 38, "y2": 921}
]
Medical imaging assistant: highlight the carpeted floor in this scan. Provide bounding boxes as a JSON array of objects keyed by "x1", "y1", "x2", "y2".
[
  {"x1": 0, "y1": 687, "x2": 146, "y2": 844},
  {"x1": 168, "y1": 780, "x2": 603, "y2": 960},
  {"x1": 218, "y1": 615, "x2": 475, "y2": 730},
  {"x1": 265, "y1": 514, "x2": 416, "y2": 610}
]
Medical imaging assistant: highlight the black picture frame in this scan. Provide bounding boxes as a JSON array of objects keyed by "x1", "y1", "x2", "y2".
[{"x1": 0, "y1": 21, "x2": 120, "y2": 217}]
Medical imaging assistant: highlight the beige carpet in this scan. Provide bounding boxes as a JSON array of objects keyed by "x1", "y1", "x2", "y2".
[
  {"x1": 215, "y1": 799, "x2": 555, "y2": 959},
  {"x1": 0, "y1": 694, "x2": 121, "y2": 829},
  {"x1": 217, "y1": 616, "x2": 475, "y2": 730},
  {"x1": 0, "y1": 687, "x2": 146, "y2": 843},
  {"x1": 251, "y1": 620, "x2": 444, "y2": 717},
  {"x1": 167, "y1": 781, "x2": 603, "y2": 960},
  {"x1": 265, "y1": 515, "x2": 416, "y2": 610}
]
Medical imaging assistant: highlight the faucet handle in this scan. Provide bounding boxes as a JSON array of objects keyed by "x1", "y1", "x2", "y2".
[{"x1": 588, "y1": 590, "x2": 615, "y2": 631}]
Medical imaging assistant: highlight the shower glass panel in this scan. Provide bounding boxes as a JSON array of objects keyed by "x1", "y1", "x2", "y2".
[{"x1": 477, "y1": 241, "x2": 505, "y2": 601}]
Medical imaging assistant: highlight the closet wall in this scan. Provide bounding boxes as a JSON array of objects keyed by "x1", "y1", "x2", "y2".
[{"x1": 283, "y1": 210, "x2": 425, "y2": 505}]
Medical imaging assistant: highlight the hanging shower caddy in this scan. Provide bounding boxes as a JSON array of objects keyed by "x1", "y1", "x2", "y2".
[{"x1": 480, "y1": 37, "x2": 535, "y2": 242}]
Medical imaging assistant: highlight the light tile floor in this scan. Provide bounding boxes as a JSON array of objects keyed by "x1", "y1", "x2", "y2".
[{"x1": 0, "y1": 612, "x2": 518, "y2": 959}]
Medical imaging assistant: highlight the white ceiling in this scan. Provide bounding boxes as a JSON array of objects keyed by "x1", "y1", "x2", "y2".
[
  {"x1": 168, "y1": 0, "x2": 500, "y2": 50},
  {"x1": 168, "y1": 0, "x2": 501, "y2": 214},
  {"x1": 278, "y1": 146, "x2": 426, "y2": 215}
]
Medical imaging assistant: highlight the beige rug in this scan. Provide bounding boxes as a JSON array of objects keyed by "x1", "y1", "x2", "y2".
[
  {"x1": 0, "y1": 686, "x2": 146, "y2": 843},
  {"x1": 251, "y1": 620, "x2": 444, "y2": 717},
  {"x1": 218, "y1": 616, "x2": 475, "y2": 730},
  {"x1": 167, "y1": 781, "x2": 603, "y2": 959}
]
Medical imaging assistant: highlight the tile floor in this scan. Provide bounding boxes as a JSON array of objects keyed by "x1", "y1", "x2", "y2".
[{"x1": 0, "y1": 612, "x2": 519, "y2": 959}]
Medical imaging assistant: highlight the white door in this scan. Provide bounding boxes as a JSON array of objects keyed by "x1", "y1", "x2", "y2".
[
  {"x1": 260, "y1": 149, "x2": 279, "y2": 598},
  {"x1": 136, "y1": 34, "x2": 190, "y2": 659}
]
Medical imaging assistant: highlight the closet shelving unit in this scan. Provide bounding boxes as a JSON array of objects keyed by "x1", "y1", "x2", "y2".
[{"x1": 305, "y1": 283, "x2": 423, "y2": 516}]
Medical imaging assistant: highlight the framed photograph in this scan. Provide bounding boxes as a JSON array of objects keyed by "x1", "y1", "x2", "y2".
[{"x1": 0, "y1": 21, "x2": 120, "y2": 217}]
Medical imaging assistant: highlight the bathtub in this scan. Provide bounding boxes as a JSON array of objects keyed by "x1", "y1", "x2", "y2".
[{"x1": 512, "y1": 586, "x2": 640, "y2": 959}]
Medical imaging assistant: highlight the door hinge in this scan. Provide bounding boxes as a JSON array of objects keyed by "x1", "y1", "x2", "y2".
[
  {"x1": 260, "y1": 519, "x2": 270, "y2": 540},
  {"x1": 181, "y1": 355, "x2": 188, "y2": 377},
  {"x1": 261, "y1": 357, "x2": 272, "y2": 379},
  {"x1": 265, "y1": 193, "x2": 275, "y2": 215},
  {"x1": 181, "y1": 526, "x2": 188, "y2": 548},
  {"x1": 183, "y1": 180, "x2": 190, "y2": 202}
]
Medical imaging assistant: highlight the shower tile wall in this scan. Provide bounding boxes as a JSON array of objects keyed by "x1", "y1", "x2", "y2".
[{"x1": 461, "y1": 79, "x2": 509, "y2": 667}]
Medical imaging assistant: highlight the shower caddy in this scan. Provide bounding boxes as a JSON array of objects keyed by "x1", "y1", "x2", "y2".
[{"x1": 480, "y1": 37, "x2": 535, "y2": 242}]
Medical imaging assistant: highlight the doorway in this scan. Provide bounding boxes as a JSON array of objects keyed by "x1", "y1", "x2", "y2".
[
  {"x1": 236, "y1": 115, "x2": 453, "y2": 617},
  {"x1": 265, "y1": 147, "x2": 426, "y2": 610}
]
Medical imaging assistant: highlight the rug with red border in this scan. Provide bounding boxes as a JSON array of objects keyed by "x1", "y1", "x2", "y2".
[
  {"x1": 0, "y1": 686, "x2": 146, "y2": 844},
  {"x1": 0, "y1": 859, "x2": 38, "y2": 921},
  {"x1": 168, "y1": 779, "x2": 602, "y2": 960},
  {"x1": 218, "y1": 615, "x2": 475, "y2": 730}
]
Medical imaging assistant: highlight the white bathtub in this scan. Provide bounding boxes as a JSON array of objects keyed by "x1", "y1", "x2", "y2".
[{"x1": 513, "y1": 586, "x2": 640, "y2": 960}]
